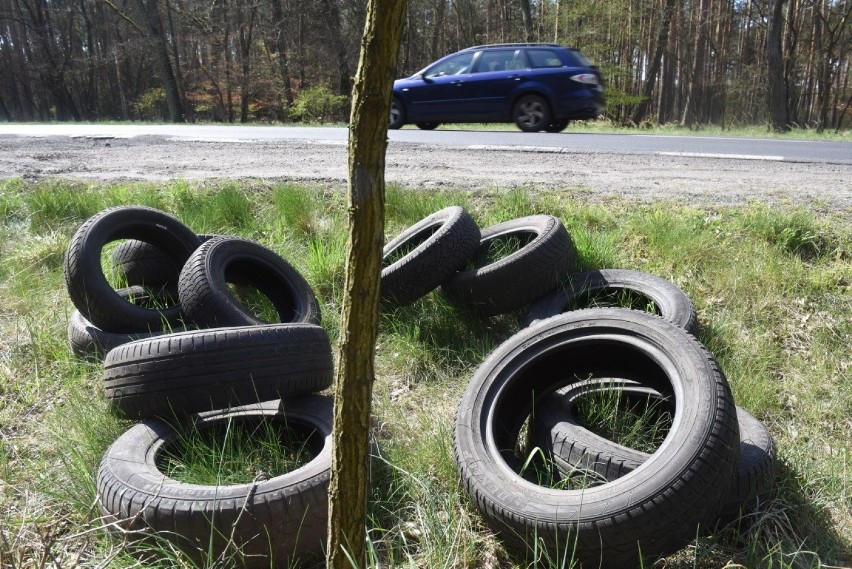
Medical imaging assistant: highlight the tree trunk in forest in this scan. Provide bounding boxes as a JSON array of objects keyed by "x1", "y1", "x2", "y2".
[
  {"x1": 768, "y1": 0, "x2": 790, "y2": 132},
  {"x1": 321, "y1": 0, "x2": 353, "y2": 95},
  {"x1": 631, "y1": 0, "x2": 677, "y2": 125},
  {"x1": 681, "y1": 0, "x2": 710, "y2": 127},
  {"x1": 165, "y1": 0, "x2": 188, "y2": 118},
  {"x1": 269, "y1": 0, "x2": 294, "y2": 116},
  {"x1": 135, "y1": 0, "x2": 185, "y2": 122},
  {"x1": 325, "y1": 0, "x2": 406, "y2": 567},
  {"x1": 239, "y1": 0, "x2": 256, "y2": 123},
  {"x1": 519, "y1": 0, "x2": 533, "y2": 41},
  {"x1": 430, "y1": 0, "x2": 446, "y2": 60}
]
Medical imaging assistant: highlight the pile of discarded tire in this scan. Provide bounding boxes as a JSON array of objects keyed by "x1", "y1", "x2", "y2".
[
  {"x1": 64, "y1": 204, "x2": 776, "y2": 567},
  {"x1": 64, "y1": 206, "x2": 334, "y2": 567},
  {"x1": 390, "y1": 207, "x2": 777, "y2": 566}
]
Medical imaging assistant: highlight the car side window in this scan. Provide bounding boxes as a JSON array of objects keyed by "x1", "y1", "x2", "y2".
[
  {"x1": 424, "y1": 53, "x2": 474, "y2": 78},
  {"x1": 527, "y1": 49, "x2": 564, "y2": 69},
  {"x1": 473, "y1": 50, "x2": 517, "y2": 73}
]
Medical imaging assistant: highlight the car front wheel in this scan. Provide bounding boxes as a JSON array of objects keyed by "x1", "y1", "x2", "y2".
[
  {"x1": 513, "y1": 95, "x2": 551, "y2": 132},
  {"x1": 388, "y1": 98, "x2": 405, "y2": 129},
  {"x1": 544, "y1": 119, "x2": 570, "y2": 133}
]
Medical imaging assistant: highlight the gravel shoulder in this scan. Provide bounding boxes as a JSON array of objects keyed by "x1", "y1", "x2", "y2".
[{"x1": 2, "y1": 135, "x2": 850, "y2": 219}]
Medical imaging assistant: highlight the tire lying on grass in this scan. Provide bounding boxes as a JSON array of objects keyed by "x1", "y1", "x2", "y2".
[
  {"x1": 381, "y1": 206, "x2": 480, "y2": 305},
  {"x1": 68, "y1": 286, "x2": 183, "y2": 361},
  {"x1": 97, "y1": 396, "x2": 332, "y2": 569},
  {"x1": 178, "y1": 236, "x2": 320, "y2": 328},
  {"x1": 112, "y1": 233, "x2": 217, "y2": 288},
  {"x1": 103, "y1": 323, "x2": 333, "y2": 419},
  {"x1": 534, "y1": 378, "x2": 777, "y2": 523},
  {"x1": 64, "y1": 206, "x2": 200, "y2": 333},
  {"x1": 527, "y1": 269, "x2": 698, "y2": 333},
  {"x1": 453, "y1": 309, "x2": 740, "y2": 568},
  {"x1": 442, "y1": 215, "x2": 575, "y2": 315}
]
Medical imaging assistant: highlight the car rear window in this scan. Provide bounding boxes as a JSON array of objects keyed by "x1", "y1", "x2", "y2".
[
  {"x1": 562, "y1": 50, "x2": 592, "y2": 67},
  {"x1": 526, "y1": 49, "x2": 564, "y2": 69}
]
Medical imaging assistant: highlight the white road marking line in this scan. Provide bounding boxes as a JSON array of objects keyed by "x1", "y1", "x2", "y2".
[{"x1": 657, "y1": 151, "x2": 784, "y2": 161}]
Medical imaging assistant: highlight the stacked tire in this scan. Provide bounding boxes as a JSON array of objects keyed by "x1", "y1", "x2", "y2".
[
  {"x1": 64, "y1": 206, "x2": 333, "y2": 568},
  {"x1": 454, "y1": 297, "x2": 777, "y2": 566}
]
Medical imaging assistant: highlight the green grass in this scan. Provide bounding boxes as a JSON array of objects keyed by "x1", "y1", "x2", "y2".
[
  {"x1": 0, "y1": 178, "x2": 850, "y2": 568},
  {"x1": 157, "y1": 416, "x2": 316, "y2": 486}
]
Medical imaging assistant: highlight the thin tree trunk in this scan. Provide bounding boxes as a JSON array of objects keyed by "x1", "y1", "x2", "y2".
[
  {"x1": 321, "y1": 0, "x2": 352, "y2": 95},
  {"x1": 326, "y1": 0, "x2": 407, "y2": 566},
  {"x1": 632, "y1": 0, "x2": 676, "y2": 124},
  {"x1": 238, "y1": 0, "x2": 256, "y2": 123},
  {"x1": 135, "y1": 0, "x2": 185, "y2": 121},
  {"x1": 681, "y1": 0, "x2": 709, "y2": 127},
  {"x1": 269, "y1": 0, "x2": 294, "y2": 116},
  {"x1": 519, "y1": 0, "x2": 533, "y2": 41},
  {"x1": 768, "y1": 0, "x2": 790, "y2": 131}
]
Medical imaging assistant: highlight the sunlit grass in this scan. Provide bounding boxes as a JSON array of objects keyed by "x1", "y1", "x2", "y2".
[{"x1": 0, "y1": 179, "x2": 849, "y2": 568}]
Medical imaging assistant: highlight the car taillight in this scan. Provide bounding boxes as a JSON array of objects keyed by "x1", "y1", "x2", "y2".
[{"x1": 570, "y1": 74, "x2": 599, "y2": 85}]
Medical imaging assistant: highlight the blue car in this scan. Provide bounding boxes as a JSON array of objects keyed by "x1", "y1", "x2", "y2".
[{"x1": 389, "y1": 43, "x2": 605, "y2": 133}]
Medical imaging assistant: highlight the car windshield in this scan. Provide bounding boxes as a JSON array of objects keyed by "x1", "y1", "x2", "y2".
[{"x1": 423, "y1": 52, "x2": 475, "y2": 78}]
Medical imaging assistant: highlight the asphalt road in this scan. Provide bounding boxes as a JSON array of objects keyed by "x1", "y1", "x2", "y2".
[
  {"x1": 1, "y1": 124, "x2": 850, "y2": 219},
  {"x1": 1, "y1": 124, "x2": 850, "y2": 165}
]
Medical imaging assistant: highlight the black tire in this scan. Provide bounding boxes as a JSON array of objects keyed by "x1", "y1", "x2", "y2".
[
  {"x1": 178, "y1": 236, "x2": 320, "y2": 328},
  {"x1": 103, "y1": 324, "x2": 334, "y2": 419},
  {"x1": 454, "y1": 309, "x2": 740, "y2": 568},
  {"x1": 544, "y1": 120, "x2": 570, "y2": 133},
  {"x1": 112, "y1": 233, "x2": 217, "y2": 288},
  {"x1": 528, "y1": 269, "x2": 699, "y2": 334},
  {"x1": 388, "y1": 98, "x2": 405, "y2": 129},
  {"x1": 64, "y1": 206, "x2": 200, "y2": 333},
  {"x1": 535, "y1": 380, "x2": 777, "y2": 524},
  {"x1": 533, "y1": 378, "x2": 670, "y2": 481},
  {"x1": 416, "y1": 122, "x2": 440, "y2": 130},
  {"x1": 381, "y1": 206, "x2": 481, "y2": 305},
  {"x1": 441, "y1": 215, "x2": 575, "y2": 315},
  {"x1": 513, "y1": 94, "x2": 552, "y2": 132},
  {"x1": 97, "y1": 396, "x2": 332, "y2": 568},
  {"x1": 68, "y1": 286, "x2": 183, "y2": 361}
]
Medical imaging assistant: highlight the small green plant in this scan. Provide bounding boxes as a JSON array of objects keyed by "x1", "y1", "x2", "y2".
[
  {"x1": 131, "y1": 87, "x2": 168, "y2": 120},
  {"x1": 290, "y1": 85, "x2": 349, "y2": 123}
]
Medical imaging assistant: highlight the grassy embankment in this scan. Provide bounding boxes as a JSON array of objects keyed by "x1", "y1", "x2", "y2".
[{"x1": 0, "y1": 179, "x2": 849, "y2": 568}]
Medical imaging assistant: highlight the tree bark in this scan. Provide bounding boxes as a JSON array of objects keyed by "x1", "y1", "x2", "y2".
[
  {"x1": 681, "y1": 0, "x2": 710, "y2": 127},
  {"x1": 325, "y1": 0, "x2": 407, "y2": 567},
  {"x1": 519, "y1": 0, "x2": 533, "y2": 41},
  {"x1": 269, "y1": 0, "x2": 294, "y2": 114},
  {"x1": 135, "y1": 0, "x2": 185, "y2": 122},
  {"x1": 631, "y1": 0, "x2": 677, "y2": 125},
  {"x1": 321, "y1": 0, "x2": 353, "y2": 95},
  {"x1": 768, "y1": 0, "x2": 790, "y2": 132}
]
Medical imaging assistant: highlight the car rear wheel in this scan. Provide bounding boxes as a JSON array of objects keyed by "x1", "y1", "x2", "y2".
[
  {"x1": 416, "y1": 122, "x2": 440, "y2": 130},
  {"x1": 388, "y1": 98, "x2": 405, "y2": 129},
  {"x1": 513, "y1": 94, "x2": 551, "y2": 132}
]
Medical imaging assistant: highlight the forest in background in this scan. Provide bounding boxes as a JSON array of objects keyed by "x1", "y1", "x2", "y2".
[{"x1": 0, "y1": 0, "x2": 849, "y2": 132}]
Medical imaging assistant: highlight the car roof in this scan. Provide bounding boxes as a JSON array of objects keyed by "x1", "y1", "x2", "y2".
[{"x1": 459, "y1": 43, "x2": 581, "y2": 52}]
